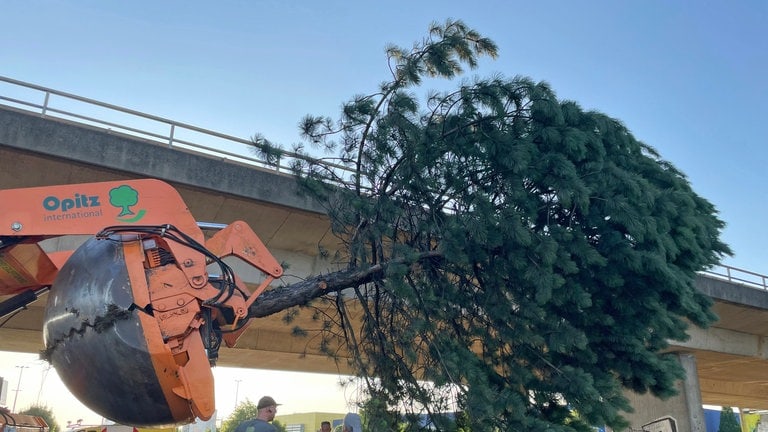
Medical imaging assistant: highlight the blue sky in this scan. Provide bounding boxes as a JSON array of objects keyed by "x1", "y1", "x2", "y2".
[{"x1": 0, "y1": 0, "x2": 766, "y2": 423}]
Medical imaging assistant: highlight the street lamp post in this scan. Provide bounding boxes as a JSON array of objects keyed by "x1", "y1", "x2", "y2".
[
  {"x1": 11, "y1": 365, "x2": 29, "y2": 412},
  {"x1": 234, "y1": 379, "x2": 242, "y2": 408}
]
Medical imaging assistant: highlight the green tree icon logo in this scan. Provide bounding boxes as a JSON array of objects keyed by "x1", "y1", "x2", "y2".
[
  {"x1": 109, "y1": 185, "x2": 138, "y2": 217},
  {"x1": 109, "y1": 185, "x2": 146, "y2": 222}
]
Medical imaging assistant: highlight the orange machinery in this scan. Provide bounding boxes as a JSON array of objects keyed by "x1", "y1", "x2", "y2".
[
  {"x1": 0, "y1": 409, "x2": 49, "y2": 432},
  {"x1": 0, "y1": 179, "x2": 283, "y2": 427}
]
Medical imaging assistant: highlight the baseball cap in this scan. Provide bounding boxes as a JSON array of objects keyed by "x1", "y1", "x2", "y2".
[{"x1": 257, "y1": 396, "x2": 280, "y2": 410}]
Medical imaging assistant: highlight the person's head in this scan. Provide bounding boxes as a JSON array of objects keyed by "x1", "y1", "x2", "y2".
[
  {"x1": 320, "y1": 421, "x2": 331, "y2": 432},
  {"x1": 256, "y1": 396, "x2": 280, "y2": 421},
  {"x1": 343, "y1": 413, "x2": 361, "y2": 432}
]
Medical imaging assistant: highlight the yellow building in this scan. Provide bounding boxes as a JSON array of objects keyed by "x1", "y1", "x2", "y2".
[{"x1": 274, "y1": 412, "x2": 345, "y2": 432}]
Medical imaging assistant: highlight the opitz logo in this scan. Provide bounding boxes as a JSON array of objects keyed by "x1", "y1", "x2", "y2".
[{"x1": 43, "y1": 193, "x2": 101, "y2": 212}]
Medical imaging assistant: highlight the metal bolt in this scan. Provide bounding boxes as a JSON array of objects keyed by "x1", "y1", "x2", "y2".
[
  {"x1": 191, "y1": 276, "x2": 206, "y2": 288},
  {"x1": 11, "y1": 222, "x2": 22, "y2": 232}
]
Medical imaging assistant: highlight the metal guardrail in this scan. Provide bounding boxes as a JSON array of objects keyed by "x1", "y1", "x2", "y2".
[
  {"x1": 701, "y1": 264, "x2": 768, "y2": 291},
  {"x1": 0, "y1": 75, "x2": 764, "y2": 293},
  {"x1": 0, "y1": 75, "x2": 351, "y2": 179}
]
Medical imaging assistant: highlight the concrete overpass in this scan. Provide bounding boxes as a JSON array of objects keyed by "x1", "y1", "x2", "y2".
[{"x1": 2, "y1": 77, "x2": 768, "y2": 428}]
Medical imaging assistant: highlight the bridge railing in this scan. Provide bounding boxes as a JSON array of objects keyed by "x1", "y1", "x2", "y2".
[
  {"x1": 701, "y1": 264, "x2": 768, "y2": 291},
  {"x1": 1, "y1": 75, "x2": 765, "y2": 294},
  {"x1": 0, "y1": 75, "x2": 352, "y2": 181}
]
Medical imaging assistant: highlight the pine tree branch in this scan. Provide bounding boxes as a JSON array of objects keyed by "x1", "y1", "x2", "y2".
[{"x1": 246, "y1": 250, "x2": 443, "y2": 318}]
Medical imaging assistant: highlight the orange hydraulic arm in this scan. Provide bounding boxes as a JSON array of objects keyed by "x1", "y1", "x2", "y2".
[{"x1": 0, "y1": 179, "x2": 283, "y2": 426}]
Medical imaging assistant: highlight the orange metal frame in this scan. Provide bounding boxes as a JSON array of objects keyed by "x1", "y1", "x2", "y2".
[{"x1": 0, "y1": 179, "x2": 284, "y2": 423}]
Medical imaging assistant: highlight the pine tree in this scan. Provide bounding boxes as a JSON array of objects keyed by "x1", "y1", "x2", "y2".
[
  {"x1": 248, "y1": 19, "x2": 731, "y2": 431},
  {"x1": 718, "y1": 407, "x2": 740, "y2": 432}
]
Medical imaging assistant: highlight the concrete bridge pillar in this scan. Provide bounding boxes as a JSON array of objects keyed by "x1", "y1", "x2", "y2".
[{"x1": 621, "y1": 352, "x2": 706, "y2": 432}]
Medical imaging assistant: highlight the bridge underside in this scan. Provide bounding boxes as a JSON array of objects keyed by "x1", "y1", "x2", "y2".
[{"x1": 2, "y1": 109, "x2": 768, "y2": 412}]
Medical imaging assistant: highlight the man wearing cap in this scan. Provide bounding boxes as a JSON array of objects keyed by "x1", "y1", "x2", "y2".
[{"x1": 234, "y1": 396, "x2": 281, "y2": 432}]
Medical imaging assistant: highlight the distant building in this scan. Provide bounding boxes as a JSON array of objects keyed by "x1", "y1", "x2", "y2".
[
  {"x1": 0, "y1": 377, "x2": 7, "y2": 406},
  {"x1": 274, "y1": 412, "x2": 345, "y2": 432}
]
